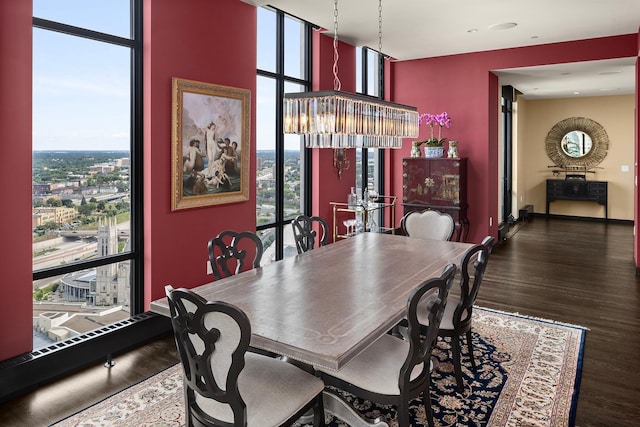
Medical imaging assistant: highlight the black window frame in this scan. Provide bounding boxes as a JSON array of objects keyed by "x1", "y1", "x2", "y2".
[
  {"x1": 31, "y1": 3, "x2": 144, "y2": 315},
  {"x1": 0, "y1": 2, "x2": 165, "y2": 403},
  {"x1": 255, "y1": 7, "x2": 313, "y2": 261},
  {"x1": 357, "y1": 46, "x2": 386, "y2": 218}
]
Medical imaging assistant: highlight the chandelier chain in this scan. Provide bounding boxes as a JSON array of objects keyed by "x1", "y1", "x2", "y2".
[
  {"x1": 333, "y1": 0, "x2": 341, "y2": 91},
  {"x1": 378, "y1": 0, "x2": 383, "y2": 54}
]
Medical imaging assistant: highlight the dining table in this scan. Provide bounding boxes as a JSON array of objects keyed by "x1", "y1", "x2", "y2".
[{"x1": 150, "y1": 232, "x2": 473, "y2": 426}]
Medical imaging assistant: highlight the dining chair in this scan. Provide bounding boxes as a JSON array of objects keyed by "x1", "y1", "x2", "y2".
[
  {"x1": 435, "y1": 236, "x2": 494, "y2": 392},
  {"x1": 291, "y1": 214, "x2": 329, "y2": 254},
  {"x1": 317, "y1": 264, "x2": 457, "y2": 427},
  {"x1": 208, "y1": 230, "x2": 263, "y2": 280},
  {"x1": 165, "y1": 285, "x2": 325, "y2": 427},
  {"x1": 400, "y1": 209, "x2": 455, "y2": 241}
]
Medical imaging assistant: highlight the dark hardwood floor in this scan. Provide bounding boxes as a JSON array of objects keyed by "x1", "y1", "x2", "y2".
[
  {"x1": 478, "y1": 218, "x2": 640, "y2": 427},
  {"x1": 0, "y1": 217, "x2": 638, "y2": 426},
  {"x1": 0, "y1": 334, "x2": 179, "y2": 427}
]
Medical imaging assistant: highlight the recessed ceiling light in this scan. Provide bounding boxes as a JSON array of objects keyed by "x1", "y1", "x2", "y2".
[
  {"x1": 561, "y1": 72, "x2": 572, "y2": 76},
  {"x1": 488, "y1": 22, "x2": 517, "y2": 30},
  {"x1": 599, "y1": 71, "x2": 621, "y2": 75},
  {"x1": 466, "y1": 28, "x2": 479, "y2": 33},
  {"x1": 530, "y1": 35, "x2": 539, "y2": 39},
  {"x1": 573, "y1": 91, "x2": 580, "y2": 95}
]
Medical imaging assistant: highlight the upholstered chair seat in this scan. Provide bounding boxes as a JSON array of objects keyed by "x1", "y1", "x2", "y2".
[
  {"x1": 194, "y1": 351, "x2": 325, "y2": 426},
  {"x1": 317, "y1": 264, "x2": 457, "y2": 427},
  {"x1": 165, "y1": 286, "x2": 325, "y2": 427},
  {"x1": 424, "y1": 236, "x2": 494, "y2": 392}
]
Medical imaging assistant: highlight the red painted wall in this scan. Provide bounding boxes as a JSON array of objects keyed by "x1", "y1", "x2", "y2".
[
  {"x1": 390, "y1": 34, "x2": 639, "y2": 245},
  {"x1": 0, "y1": 0, "x2": 34, "y2": 360},
  {"x1": 143, "y1": 0, "x2": 258, "y2": 306}
]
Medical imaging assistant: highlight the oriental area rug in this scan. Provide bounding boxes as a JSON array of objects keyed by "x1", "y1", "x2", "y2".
[{"x1": 51, "y1": 307, "x2": 585, "y2": 427}]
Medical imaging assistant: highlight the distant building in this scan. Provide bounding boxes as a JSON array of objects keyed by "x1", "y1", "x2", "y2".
[
  {"x1": 94, "y1": 217, "x2": 120, "y2": 306},
  {"x1": 89, "y1": 163, "x2": 115, "y2": 174},
  {"x1": 60, "y1": 270, "x2": 95, "y2": 302},
  {"x1": 36, "y1": 216, "x2": 131, "y2": 348},
  {"x1": 32, "y1": 206, "x2": 77, "y2": 227},
  {"x1": 114, "y1": 158, "x2": 130, "y2": 167},
  {"x1": 32, "y1": 183, "x2": 52, "y2": 195},
  {"x1": 58, "y1": 217, "x2": 128, "y2": 307}
]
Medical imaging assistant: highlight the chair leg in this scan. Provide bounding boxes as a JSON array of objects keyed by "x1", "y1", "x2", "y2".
[
  {"x1": 313, "y1": 392, "x2": 325, "y2": 427},
  {"x1": 397, "y1": 401, "x2": 410, "y2": 427},
  {"x1": 466, "y1": 329, "x2": 476, "y2": 371},
  {"x1": 452, "y1": 335, "x2": 464, "y2": 392},
  {"x1": 422, "y1": 382, "x2": 435, "y2": 427}
]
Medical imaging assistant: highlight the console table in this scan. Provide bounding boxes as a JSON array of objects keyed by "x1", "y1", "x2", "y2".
[{"x1": 546, "y1": 179, "x2": 608, "y2": 220}]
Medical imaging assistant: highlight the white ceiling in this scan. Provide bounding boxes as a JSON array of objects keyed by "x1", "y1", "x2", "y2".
[{"x1": 242, "y1": 0, "x2": 639, "y2": 99}]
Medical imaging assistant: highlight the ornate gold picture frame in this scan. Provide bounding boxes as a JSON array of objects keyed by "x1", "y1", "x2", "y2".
[{"x1": 171, "y1": 78, "x2": 250, "y2": 211}]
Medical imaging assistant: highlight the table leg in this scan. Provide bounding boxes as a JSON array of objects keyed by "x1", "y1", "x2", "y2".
[
  {"x1": 285, "y1": 357, "x2": 389, "y2": 426},
  {"x1": 323, "y1": 389, "x2": 390, "y2": 427}
]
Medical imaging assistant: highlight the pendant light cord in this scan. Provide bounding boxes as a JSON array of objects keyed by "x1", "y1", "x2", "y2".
[
  {"x1": 378, "y1": 0, "x2": 384, "y2": 100},
  {"x1": 333, "y1": 0, "x2": 341, "y2": 91},
  {"x1": 378, "y1": 0, "x2": 383, "y2": 55}
]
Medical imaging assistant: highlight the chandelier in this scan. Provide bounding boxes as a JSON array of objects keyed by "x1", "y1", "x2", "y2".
[{"x1": 283, "y1": 0, "x2": 418, "y2": 149}]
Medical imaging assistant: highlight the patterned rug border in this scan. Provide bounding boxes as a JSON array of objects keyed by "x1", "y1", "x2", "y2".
[
  {"x1": 50, "y1": 307, "x2": 586, "y2": 427},
  {"x1": 475, "y1": 306, "x2": 590, "y2": 331},
  {"x1": 475, "y1": 306, "x2": 586, "y2": 427},
  {"x1": 47, "y1": 362, "x2": 182, "y2": 427}
]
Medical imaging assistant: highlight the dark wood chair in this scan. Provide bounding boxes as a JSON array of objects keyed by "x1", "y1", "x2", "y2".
[
  {"x1": 291, "y1": 214, "x2": 328, "y2": 254},
  {"x1": 317, "y1": 264, "x2": 457, "y2": 427},
  {"x1": 208, "y1": 230, "x2": 263, "y2": 280},
  {"x1": 400, "y1": 209, "x2": 455, "y2": 241},
  {"x1": 435, "y1": 236, "x2": 494, "y2": 391},
  {"x1": 165, "y1": 285, "x2": 325, "y2": 427}
]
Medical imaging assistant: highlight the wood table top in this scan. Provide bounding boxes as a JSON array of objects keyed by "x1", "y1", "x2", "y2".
[{"x1": 151, "y1": 233, "x2": 472, "y2": 371}]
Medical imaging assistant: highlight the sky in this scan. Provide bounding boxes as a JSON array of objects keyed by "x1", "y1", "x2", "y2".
[
  {"x1": 33, "y1": 1, "x2": 136, "y2": 151},
  {"x1": 31, "y1": 3, "x2": 334, "y2": 152}
]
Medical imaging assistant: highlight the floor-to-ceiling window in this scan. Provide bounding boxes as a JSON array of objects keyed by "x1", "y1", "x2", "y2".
[
  {"x1": 256, "y1": 7, "x2": 311, "y2": 263},
  {"x1": 355, "y1": 46, "x2": 385, "y2": 225},
  {"x1": 32, "y1": 0, "x2": 142, "y2": 350}
]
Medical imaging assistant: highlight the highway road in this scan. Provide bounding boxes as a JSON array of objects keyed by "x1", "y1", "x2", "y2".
[{"x1": 32, "y1": 221, "x2": 130, "y2": 290}]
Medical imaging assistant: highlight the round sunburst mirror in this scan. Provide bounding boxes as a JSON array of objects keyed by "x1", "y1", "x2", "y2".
[{"x1": 545, "y1": 117, "x2": 608, "y2": 169}]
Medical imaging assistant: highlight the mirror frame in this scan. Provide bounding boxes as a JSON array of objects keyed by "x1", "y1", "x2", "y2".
[{"x1": 545, "y1": 117, "x2": 609, "y2": 169}]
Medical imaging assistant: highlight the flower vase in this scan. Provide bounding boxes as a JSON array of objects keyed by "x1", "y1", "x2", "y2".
[
  {"x1": 424, "y1": 146, "x2": 444, "y2": 158},
  {"x1": 410, "y1": 142, "x2": 421, "y2": 158}
]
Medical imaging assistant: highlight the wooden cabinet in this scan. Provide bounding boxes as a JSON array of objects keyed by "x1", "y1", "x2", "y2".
[
  {"x1": 402, "y1": 158, "x2": 469, "y2": 241},
  {"x1": 546, "y1": 179, "x2": 608, "y2": 220}
]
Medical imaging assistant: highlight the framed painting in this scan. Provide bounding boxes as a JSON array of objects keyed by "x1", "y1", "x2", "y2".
[{"x1": 171, "y1": 77, "x2": 250, "y2": 211}]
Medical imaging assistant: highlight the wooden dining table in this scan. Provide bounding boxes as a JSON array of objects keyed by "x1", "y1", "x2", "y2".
[
  {"x1": 151, "y1": 232, "x2": 472, "y2": 371},
  {"x1": 152, "y1": 232, "x2": 473, "y2": 425}
]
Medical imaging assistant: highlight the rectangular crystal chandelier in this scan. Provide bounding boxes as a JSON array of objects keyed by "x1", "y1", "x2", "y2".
[
  {"x1": 283, "y1": 90, "x2": 418, "y2": 148},
  {"x1": 283, "y1": 0, "x2": 418, "y2": 149}
]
